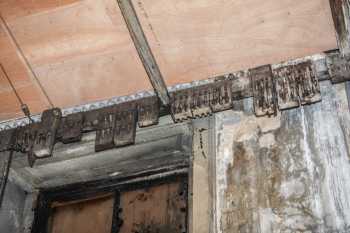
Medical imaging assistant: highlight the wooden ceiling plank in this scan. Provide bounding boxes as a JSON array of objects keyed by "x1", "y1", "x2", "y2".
[
  {"x1": 1, "y1": 0, "x2": 152, "y2": 109},
  {"x1": 0, "y1": 13, "x2": 53, "y2": 107},
  {"x1": 0, "y1": 0, "x2": 338, "y2": 121},
  {"x1": 132, "y1": 0, "x2": 337, "y2": 86},
  {"x1": 329, "y1": 0, "x2": 350, "y2": 55},
  {"x1": 117, "y1": 0, "x2": 170, "y2": 106},
  {"x1": 0, "y1": 0, "x2": 80, "y2": 21},
  {"x1": 0, "y1": 16, "x2": 50, "y2": 120},
  {"x1": 0, "y1": 64, "x2": 23, "y2": 121}
]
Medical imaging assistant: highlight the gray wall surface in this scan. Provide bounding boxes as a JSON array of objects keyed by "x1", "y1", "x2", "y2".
[
  {"x1": 0, "y1": 180, "x2": 27, "y2": 233},
  {"x1": 215, "y1": 81, "x2": 350, "y2": 233}
]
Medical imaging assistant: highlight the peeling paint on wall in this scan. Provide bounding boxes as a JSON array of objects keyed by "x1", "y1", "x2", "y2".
[{"x1": 215, "y1": 81, "x2": 350, "y2": 233}]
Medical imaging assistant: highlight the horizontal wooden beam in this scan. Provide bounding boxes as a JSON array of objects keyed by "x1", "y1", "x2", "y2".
[
  {"x1": 0, "y1": 50, "x2": 349, "y2": 171},
  {"x1": 0, "y1": 50, "x2": 342, "y2": 131}
]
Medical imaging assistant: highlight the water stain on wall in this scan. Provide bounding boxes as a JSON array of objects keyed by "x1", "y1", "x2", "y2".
[{"x1": 216, "y1": 82, "x2": 350, "y2": 233}]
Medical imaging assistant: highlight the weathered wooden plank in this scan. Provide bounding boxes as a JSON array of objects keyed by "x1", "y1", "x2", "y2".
[
  {"x1": 0, "y1": 0, "x2": 152, "y2": 110},
  {"x1": 10, "y1": 119, "x2": 192, "y2": 189},
  {"x1": 0, "y1": 14, "x2": 50, "y2": 120},
  {"x1": 329, "y1": 0, "x2": 350, "y2": 54},
  {"x1": 133, "y1": 0, "x2": 337, "y2": 86},
  {"x1": 50, "y1": 196, "x2": 114, "y2": 233},
  {"x1": 117, "y1": 0, "x2": 170, "y2": 106},
  {"x1": 190, "y1": 119, "x2": 215, "y2": 233},
  {"x1": 119, "y1": 181, "x2": 187, "y2": 233}
]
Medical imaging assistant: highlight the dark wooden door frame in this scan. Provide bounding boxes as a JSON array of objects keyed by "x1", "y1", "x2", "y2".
[
  {"x1": 31, "y1": 169, "x2": 188, "y2": 233},
  {"x1": 28, "y1": 118, "x2": 192, "y2": 233}
]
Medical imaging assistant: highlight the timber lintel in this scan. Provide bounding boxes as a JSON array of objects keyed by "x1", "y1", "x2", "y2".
[{"x1": 0, "y1": 50, "x2": 349, "y2": 167}]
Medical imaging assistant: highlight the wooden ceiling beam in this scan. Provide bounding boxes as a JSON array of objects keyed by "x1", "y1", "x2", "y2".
[
  {"x1": 117, "y1": 0, "x2": 170, "y2": 106},
  {"x1": 329, "y1": 0, "x2": 350, "y2": 55}
]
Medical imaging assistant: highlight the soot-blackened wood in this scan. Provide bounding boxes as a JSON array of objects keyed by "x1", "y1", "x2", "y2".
[
  {"x1": 326, "y1": 51, "x2": 350, "y2": 83},
  {"x1": 111, "y1": 192, "x2": 123, "y2": 233},
  {"x1": 137, "y1": 96, "x2": 160, "y2": 127},
  {"x1": 250, "y1": 65, "x2": 277, "y2": 116},
  {"x1": 31, "y1": 193, "x2": 52, "y2": 233},
  {"x1": 114, "y1": 109, "x2": 137, "y2": 147},
  {"x1": 32, "y1": 173, "x2": 188, "y2": 233},
  {"x1": 118, "y1": 180, "x2": 188, "y2": 233},
  {"x1": 59, "y1": 113, "x2": 83, "y2": 144},
  {"x1": 32, "y1": 108, "x2": 62, "y2": 159},
  {"x1": 2, "y1": 52, "x2": 349, "y2": 157},
  {"x1": 95, "y1": 107, "x2": 117, "y2": 152},
  {"x1": 329, "y1": 0, "x2": 350, "y2": 55}
]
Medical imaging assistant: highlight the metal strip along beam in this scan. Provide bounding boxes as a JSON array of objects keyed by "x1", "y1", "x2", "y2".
[
  {"x1": 117, "y1": 0, "x2": 170, "y2": 106},
  {"x1": 329, "y1": 0, "x2": 350, "y2": 55}
]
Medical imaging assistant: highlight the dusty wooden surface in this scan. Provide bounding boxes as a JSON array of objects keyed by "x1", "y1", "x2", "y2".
[
  {"x1": 190, "y1": 119, "x2": 214, "y2": 233},
  {"x1": 133, "y1": 0, "x2": 337, "y2": 86},
  {"x1": 119, "y1": 181, "x2": 187, "y2": 233},
  {"x1": 215, "y1": 82, "x2": 350, "y2": 232},
  {"x1": 10, "y1": 117, "x2": 192, "y2": 189},
  {"x1": 0, "y1": 0, "x2": 151, "y2": 119},
  {"x1": 329, "y1": 0, "x2": 350, "y2": 54},
  {"x1": 50, "y1": 196, "x2": 114, "y2": 233},
  {"x1": 0, "y1": 0, "x2": 338, "y2": 121}
]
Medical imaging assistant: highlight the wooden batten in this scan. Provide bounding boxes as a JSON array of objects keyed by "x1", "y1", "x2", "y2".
[
  {"x1": 117, "y1": 0, "x2": 170, "y2": 106},
  {"x1": 329, "y1": 0, "x2": 350, "y2": 55}
]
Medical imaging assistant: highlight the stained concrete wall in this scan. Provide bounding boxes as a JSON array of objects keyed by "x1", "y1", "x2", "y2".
[
  {"x1": 0, "y1": 180, "x2": 27, "y2": 233},
  {"x1": 2, "y1": 81, "x2": 350, "y2": 233},
  {"x1": 215, "y1": 81, "x2": 350, "y2": 233}
]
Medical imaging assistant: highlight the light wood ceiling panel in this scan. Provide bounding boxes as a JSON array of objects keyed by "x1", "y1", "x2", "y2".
[
  {"x1": 0, "y1": 66, "x2": 23, "y2": 120},
  {"x1": 0, "y1": 21, "x2": 50, "y2": 121},
  {"x1": 0, "y1": 0, "x2": 339, "y2": 121},
  {"x1": 0, "y1": 0, "x2": 79, "y2": 20},
  {"x1": 0, "y1": 0, "x2": 151, "y2": 110},
  {"x1": 133, "y1": 0, "x2": 338, "y2": 86}
]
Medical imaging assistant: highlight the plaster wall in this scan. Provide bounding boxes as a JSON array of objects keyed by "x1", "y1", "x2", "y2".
[
  {"x1": 0, "y1": 180, "x2": 28, "y2": 233},
  {"x1": 215, "y1": 81, "x2": 350, "y2": 233}
]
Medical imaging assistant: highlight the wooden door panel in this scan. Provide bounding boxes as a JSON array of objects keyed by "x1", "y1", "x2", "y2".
[
  {"x1": 119, "y1": 181, "x2": 187, "y2": 233},
  {"x1": 50, "y1": 196, "x2": 114, "y2": 233},
  {"x1": 48, "y1": 181, "x2": 188, "y2": 233}
]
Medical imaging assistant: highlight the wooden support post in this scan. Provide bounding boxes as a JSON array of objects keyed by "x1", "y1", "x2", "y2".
[
  {"x1": 117, "y1": 0, "x2": 170, "y2": 106},
  {"x1": 329, "y1": 0, "x2": 350, "y2": 55},
  {"x1": 0, "y1": 150, "x2": 13, "y2": 209}
]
